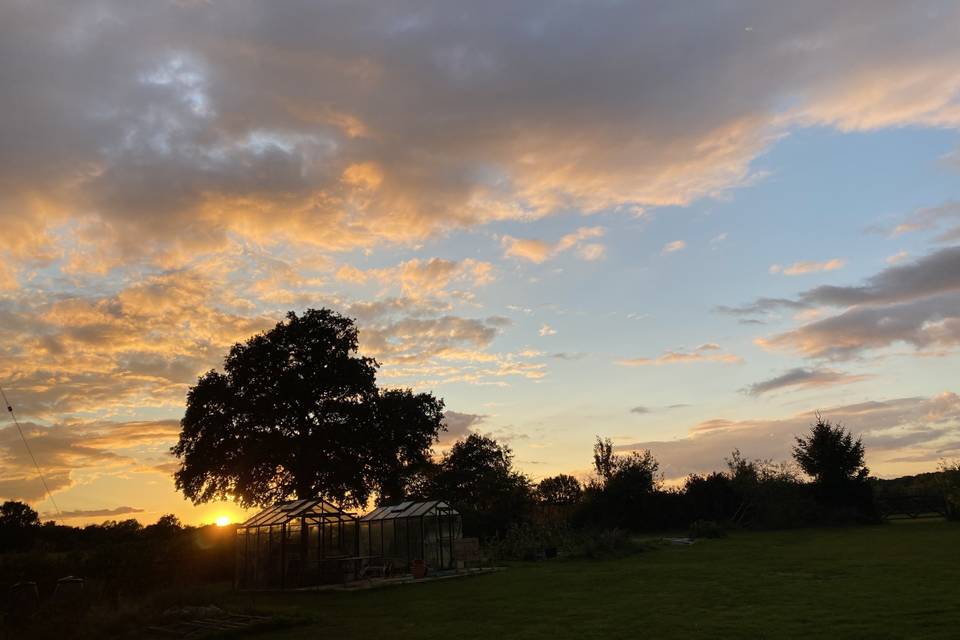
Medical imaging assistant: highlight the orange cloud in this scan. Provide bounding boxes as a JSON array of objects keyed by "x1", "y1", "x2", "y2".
[
  {"x1": 502, "y1": 227, "x2": 605, "y2": 263},
  {"x1": 616, "y1": 344, "x2": 742, "y2": 366},
  {"x1": 769, "y1": 258, "x2": 846, "y2": 275}
]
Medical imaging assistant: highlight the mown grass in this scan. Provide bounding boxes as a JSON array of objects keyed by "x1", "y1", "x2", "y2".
[{"x1": 230, "y1": 520, "x2": 960, "y2": 640}]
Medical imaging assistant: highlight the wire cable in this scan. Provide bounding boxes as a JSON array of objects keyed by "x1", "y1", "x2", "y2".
[{"x1": 0, "y1": 383, "x2": 62, "y2": 518}]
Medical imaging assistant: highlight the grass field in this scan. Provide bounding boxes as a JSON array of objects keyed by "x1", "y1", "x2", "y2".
[{"x1": 232, "y1": 521, "x2": 960, "y2": 639}]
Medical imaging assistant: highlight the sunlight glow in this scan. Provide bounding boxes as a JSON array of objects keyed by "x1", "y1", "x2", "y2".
[{"x1": 215, "y1": 515, "x2": 231, "y2": 527}]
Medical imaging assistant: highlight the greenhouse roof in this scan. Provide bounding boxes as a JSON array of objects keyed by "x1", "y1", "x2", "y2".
[
  {"x1": 240, "y1": 498, "x2": 357, "y2": 528},
  {"x1": 360, "y1": 500, "x2": 458, "y2": 522}
]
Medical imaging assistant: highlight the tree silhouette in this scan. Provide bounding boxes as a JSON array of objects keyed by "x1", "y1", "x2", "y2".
[
  {"x1": 793, "y1": 414, "x2": 868, "y2": 488},
  {"x1": 537, "y1": 474, "x2": 583, "y2": 505},
  {"x1": 0, "y1": 500, "x2": 40, "y2": 528},
  {"x1": 428, "y1": 434, "x2": 533, "y2": 536},
  {"x1": 172, "y1": 308, "x2": 444, "y2": 509},
  {"x1": 793, "y1": 414, "x2": 871, "y2": 513}
]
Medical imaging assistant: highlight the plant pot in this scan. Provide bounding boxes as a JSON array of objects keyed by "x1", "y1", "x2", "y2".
[{"x1": 412, "y1": 559, "x2": 427, "y2": 579}]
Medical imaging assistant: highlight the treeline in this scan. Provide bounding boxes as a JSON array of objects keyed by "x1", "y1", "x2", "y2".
[
  {"x1": 415, "y1": 416, "x2": 960, "y2": 543},
  {"x1": 0, "y1": 509, "x2": 233, "y2": 597}
]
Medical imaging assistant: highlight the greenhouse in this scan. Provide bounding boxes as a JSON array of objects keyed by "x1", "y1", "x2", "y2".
[
  {"x1": 235, "y1": 498, "x2": 359, "y2": 589},
  {"x1": 358, "y1": 500, "x2": 463, "y2": 572}
]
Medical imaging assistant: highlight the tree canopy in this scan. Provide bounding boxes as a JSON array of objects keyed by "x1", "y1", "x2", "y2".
[
  {"x1": 536, "y1": 474, "x2": 583, "y2": 505},
  {"x1": 427, "y1": 433, "x2": 533, "y2": 537},
  {"x1": 0, "y1": 500, "x2": 40, "y2": 529},
  {"x1": 793, "y1": 415, "x2": 869, "y2": 488},
  {"x1": 172, "y1": 308, "x2": 445, "y2": 509}
]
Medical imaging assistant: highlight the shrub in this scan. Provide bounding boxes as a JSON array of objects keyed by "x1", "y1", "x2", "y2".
[
  {"x1": 689, "y1": 520, "x2": 725, "y2": 539},
  {"x1": 487, "y1": 522, "x2": 640, "y2": 560},
  {"x1": 940, "y1": 460, "x2": 960, "y2": 521}
]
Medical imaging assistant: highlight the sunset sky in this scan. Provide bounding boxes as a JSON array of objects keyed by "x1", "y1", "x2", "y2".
[{"x1": 2, "y1": 1, "x2": 959, "y2": 526}]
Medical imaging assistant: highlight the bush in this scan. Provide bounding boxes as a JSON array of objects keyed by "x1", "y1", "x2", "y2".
[
  {"x1": 689, "y1": 520, "x2": 725, "y2": 539},
  {"x1": 487, "y1": 522, "x2": 640, "y2": 560},
  {"x1": 940, "y1": 460, "x2": 960, "y2": 521}
]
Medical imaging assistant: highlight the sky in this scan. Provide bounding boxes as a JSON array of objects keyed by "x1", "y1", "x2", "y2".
[{"x1": 1, "y1": 0, "x2": 959, "y2": 526}]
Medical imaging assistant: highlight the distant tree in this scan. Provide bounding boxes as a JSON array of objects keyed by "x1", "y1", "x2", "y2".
[
  {"x1": 939, "y1": 459, "x2": 960, "y2": 521},
  {"x1": 536, "y1": 474, "x2": 583, "y2": 505},
  {"x1": 793, "y1": 415, "x2": 869, "y2": 488},
  {"x1": 172, "y1": 309, "x2": 444, "y2": 509},
  {"x1": 145, "y1": 513, "x2": 184, "y2": 536},
  {"x1": 607, "y1": 449, "x2": 661, "y2": 493},
  {"x1": 593, "y1": 436, "x2": 616, "y2": 482},
  {"x1": 591, "y1": 436, "x2": 660, "y2": 492},
  {"x1": 0, "y1": 500, "x2": 40, "y2": 528},
  {"x1": 429, "y1": 433, "x2": 533, "y2": 537},
  {"x1": 684, "y1": 472, "x2": 737, "y2": 523},
  {"x1": 577, "y1": 439, "x2": 662, "y2": 530},
  {"x1": 793, "y1": 415, "x2": 876, "y2": 519}
]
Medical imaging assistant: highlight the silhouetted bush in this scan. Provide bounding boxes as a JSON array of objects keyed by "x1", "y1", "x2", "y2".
[
  {"x1": 689, "y1": 520, "x2": 725, "y2": 539},
  {"x1": 941, "y1": 460, "x2": 960, "y2": 521}
]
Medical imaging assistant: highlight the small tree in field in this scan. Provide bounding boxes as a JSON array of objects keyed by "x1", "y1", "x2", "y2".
[
  {"x1": 793, "y1": 414, "x2": 872, "y2": 515},
  {"x1": 793, "y1": 414, "x2": 869, "y2": 488}
]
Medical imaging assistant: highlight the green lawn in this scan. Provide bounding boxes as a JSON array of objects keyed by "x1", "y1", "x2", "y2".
[{"x1": 234, "y1": 521, "x2": 960, "y2": 639}]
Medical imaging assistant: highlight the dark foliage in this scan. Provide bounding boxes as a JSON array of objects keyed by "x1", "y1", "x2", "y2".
[
  {"x1": 938, "y1": 460, "x2": 960, "y2": 520},
  {"x1": 793, "y1": 415, "x2": 877, "y2": 521},
  {"x1": 793, "y1": 414, "x2": 869, "y2": 488},
  {"x1": 424, "y1": 434, "x2": 534, "y2": 538},
  {"x1": 172, "y1": 308, "x2": 445, "y2": 509},
  {"x1": 0, "y1": 516, "x2": 234, "y2": 625},
  {"x1": 574, "y1": 438, "x2": 664, "y2": 530},
  {"x1": 536, "y1": 474, "x2": 583, "y2": 505},
  {"x1": 0, "y1": 501, "x2": 41, "y2": 551}
]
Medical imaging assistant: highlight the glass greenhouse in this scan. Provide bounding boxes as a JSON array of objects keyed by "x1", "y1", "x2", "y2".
[
  {"x1": 358, "y1": 500, "x2": 463, "y2": 572},
  {"x1": 235, "y1": 498, "x2": 359, "y2": 589}
]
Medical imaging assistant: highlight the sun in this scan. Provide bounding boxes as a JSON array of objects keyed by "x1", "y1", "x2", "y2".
[{"x1": 215, "y1": 515, "x2": 231, "y2": 527}]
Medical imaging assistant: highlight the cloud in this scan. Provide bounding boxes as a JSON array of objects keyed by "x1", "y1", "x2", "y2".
[
  {"x1": 549, "y1": 352, "x2": 586, "y2": 360},
  {"x1": 886, "y1": 250, "x2": 909, "y2": 265},
  {"x1": 502, "y1": 227, "x2": 605, "y2": 263},
  {"x1": 4, "y1": 1, "x2": 959, "y2": 276},
  {"x1": 335, "y1": 257, "x2": 494, "y2": 298},
  {"x1": 661, "y1": 240, "x2": 686, "y2": 255},
  {"x1": 51, "y1": 506, "x2": 144, "y2": 520},
  {"x1": 744, "y1": 367, "x2": 871, "y2": 396},
  {"x1": 615, "y1": 392, "x2": 960, "y2": 480},
  {"x1": 891, "y1": 201, "x2": 960, "y2": 242},
  {"x1": 576, "y1": 243, "x2": 606, "y2": 261},
  {"x1": 715, "y1": 297, "x2": 811, "y2": 317},
  {"x1": 617, "y1": 343, "x2": 742, "y2": 366},
  {"x1": 758, "y1": 293, "x2": 960, "y2": 359},
  {"x1": 769, "y1": 258, "x2": 845, "y2": 275},
  {"x1": 751, "y1": 248, "x2": 960, "y2": 359},
  {"x1": 0, "y1": 419, "x2": 180, "y2": 502},
  {"x1": 538, "y1": 323, "x2": 557, "y2": 337},
  {"x1": 798, "y1": 246, "x2": 960, "y2": 307},
  {"x1": 441, "y1": 410, "x2": 487, "y2": 444},
  {"x1": 630, "y1": 406, "x2": 651, "y2": 414}
]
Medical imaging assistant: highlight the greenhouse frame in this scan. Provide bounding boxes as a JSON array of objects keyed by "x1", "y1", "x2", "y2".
[
  {"x1": 358, "y1": 500, "x2": 462, "y2": 572},
  {"x1": 235, "y1": 498, "x2": 359, "y2": 589}
]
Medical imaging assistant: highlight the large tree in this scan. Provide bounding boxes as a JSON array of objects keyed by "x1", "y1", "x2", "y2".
[{"x1": 172, "y1": 308, "x2": 444, "y2": 509}]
